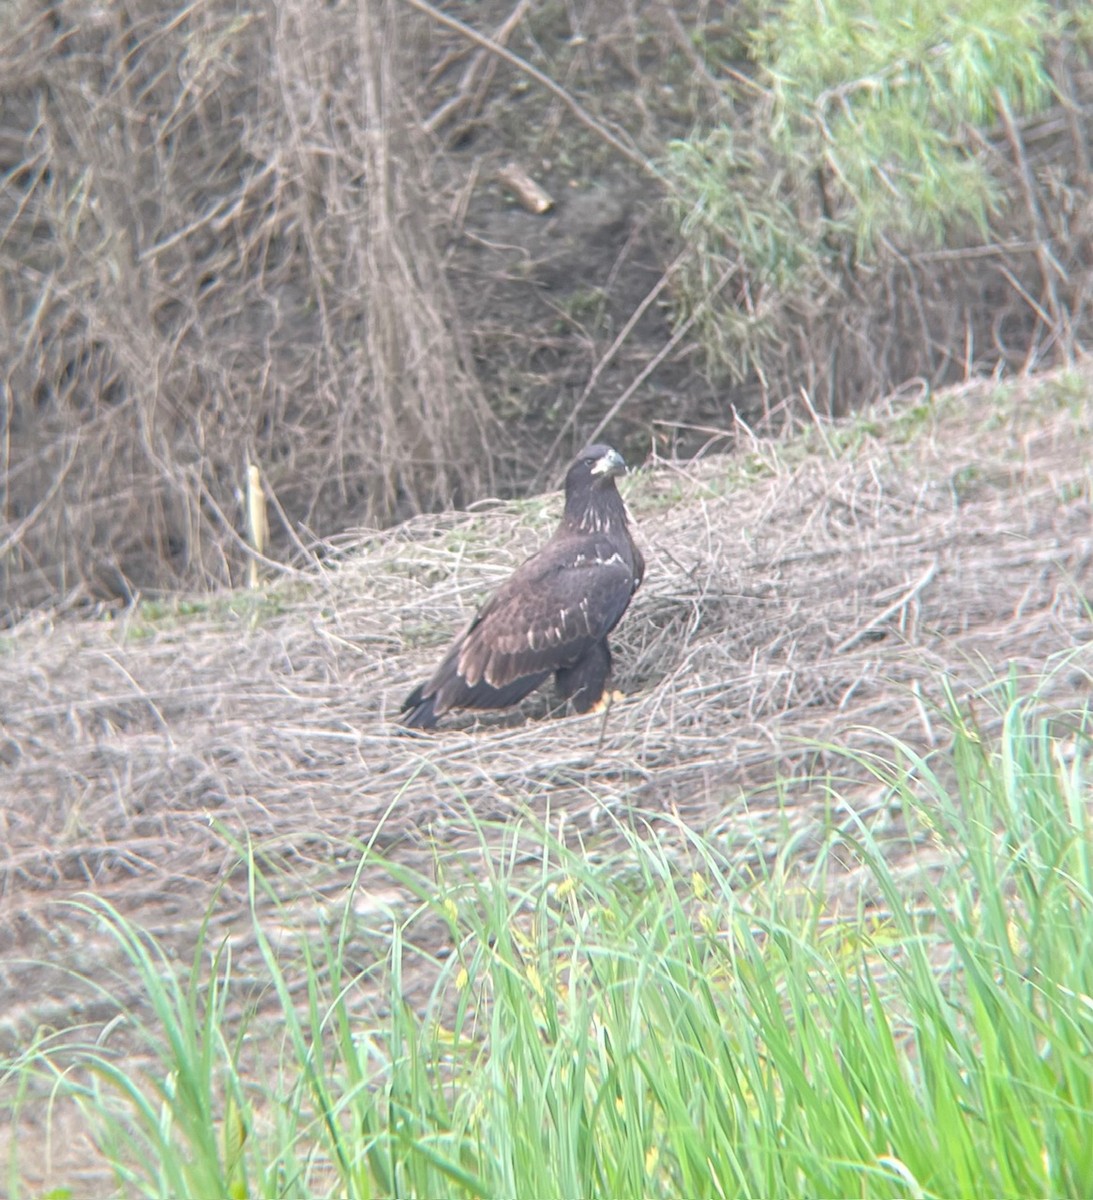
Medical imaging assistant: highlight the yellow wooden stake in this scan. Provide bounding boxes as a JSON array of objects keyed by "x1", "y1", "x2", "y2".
[{"x1": 245, "y1": 460, "x2": 268, "y2": 589}]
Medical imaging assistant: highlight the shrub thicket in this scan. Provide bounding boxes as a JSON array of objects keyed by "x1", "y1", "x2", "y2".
[
  {"x1": 2, "y1": 0, "x2": 1090, "y2": 615},
  {"x1": 1, "y1": 0, "x2": 494, "y2": 614},
  {"x1": 664, "y1": 0, "x2": 1091, "y2": 415}
]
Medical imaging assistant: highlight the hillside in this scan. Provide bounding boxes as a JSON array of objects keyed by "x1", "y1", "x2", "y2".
[
  {"x1": 1, "y1": 368, "x2": 1091, "y2": 1191},
  {"x1": 4, "y1": 0, "x2": 1090, "y2": 616}
]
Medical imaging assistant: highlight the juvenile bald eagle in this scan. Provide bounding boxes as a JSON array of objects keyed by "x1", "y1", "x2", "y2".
[{"x1": 401, "y1": 444, "x2": 644, "y2": 729}]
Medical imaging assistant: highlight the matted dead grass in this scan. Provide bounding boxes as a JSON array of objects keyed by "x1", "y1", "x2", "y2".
[{"x1": 1, "y1": 369, "x2": 1091, "y2": 1190}]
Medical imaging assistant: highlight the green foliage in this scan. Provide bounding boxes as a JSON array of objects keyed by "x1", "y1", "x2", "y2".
[
  {"x1": 663, "y1": 0, "x2": 1056, "y2": 382},
  {"x1": 760, "y1": 0, "x2": 1051, "y2": 244},
  {"x1": 4, "y1": 666, "x2": 1093, "y2": 1197},
  {"x1": 668, "y1": 129, "x2": 813, "y2": 287},
  {"x1": 663, "y1": 126, "x2": 822, "y2": 382}
]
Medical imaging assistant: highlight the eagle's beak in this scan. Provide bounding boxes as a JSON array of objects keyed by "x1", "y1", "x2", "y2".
[{"x1": 590, "y1": 448, "x2": 626, "y2": 477}]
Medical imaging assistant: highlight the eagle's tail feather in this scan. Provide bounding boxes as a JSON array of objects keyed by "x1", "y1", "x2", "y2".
[
  {"x1": 399, "y1": 670, "x2": 551, "y2": 729},
  {"x1": 400, "y1": 684, "x2": 439, "y2": 730}
]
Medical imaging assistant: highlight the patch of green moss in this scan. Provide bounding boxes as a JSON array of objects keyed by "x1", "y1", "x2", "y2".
[
  {"x1": 1029, "y1": 370, "x2": 1090, "y2": 417},
  {"x1": 949, "y1": 463, "x2": 983, "y2": 501},
  {"x1": 117, "y1": 586, "x2": 293, "y2": 641}
]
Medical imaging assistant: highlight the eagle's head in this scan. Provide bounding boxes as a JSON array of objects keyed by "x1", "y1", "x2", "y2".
[
  {"x1": 588, "y1": 444, "x2": 627, "y2": 478},
  {"x1": 576, "y1": 444, "x2": 627, "y2": 483},
  {"x1": 563, "y1": 444, "x2": 631, "y2": 531}
]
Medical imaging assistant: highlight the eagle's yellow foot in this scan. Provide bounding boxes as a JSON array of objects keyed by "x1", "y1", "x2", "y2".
[{"x1": 590, "y1": 689, "x2": 626, "y2": 714}]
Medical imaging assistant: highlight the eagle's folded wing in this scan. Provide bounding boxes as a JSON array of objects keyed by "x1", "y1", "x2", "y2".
[{"x1": 454, "y1": 543, "x2": 636, "y2": 690}]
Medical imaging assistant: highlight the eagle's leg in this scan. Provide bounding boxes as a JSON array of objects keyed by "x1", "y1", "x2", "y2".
[{"x1": 555, "y1": 639, "x2": 612, "y2": 714}]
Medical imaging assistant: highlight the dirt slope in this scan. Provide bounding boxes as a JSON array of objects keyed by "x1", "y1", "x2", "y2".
[{"x1": 1, "y1": 369, "x2": 1091, "y2": 1191}]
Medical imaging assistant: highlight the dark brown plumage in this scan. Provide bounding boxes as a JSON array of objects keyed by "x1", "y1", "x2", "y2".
[{"x1": 401, "y1": 444, "x2": 644, "y2": 729}]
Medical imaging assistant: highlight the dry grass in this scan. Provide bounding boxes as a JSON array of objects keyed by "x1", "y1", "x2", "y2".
[
  {"x1": 0, "y1": 0, "x2": 494, "y2": 615},
  {"x1": 2, "y1": 368, "x2": 1090, "y2": 922},
  {"x1": 1, "y1": 368, "x2": 1091, "y2": 1191}
]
